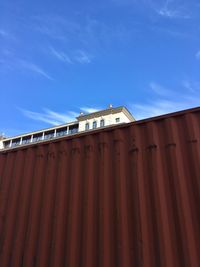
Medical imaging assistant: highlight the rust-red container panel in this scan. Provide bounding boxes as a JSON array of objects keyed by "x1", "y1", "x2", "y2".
[{"x1": 0, "y1": 107, "x2": 200, "y2": 267}]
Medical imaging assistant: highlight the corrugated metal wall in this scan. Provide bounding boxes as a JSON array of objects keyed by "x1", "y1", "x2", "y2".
[{"x1": 0, "y1": 107, "x2": 200, "y2": 267}]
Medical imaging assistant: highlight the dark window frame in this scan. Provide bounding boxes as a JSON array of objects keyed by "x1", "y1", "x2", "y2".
[
  {"x1": 100, "y1": 119, "x2": 105, "y2": 127},
  {"x1": 85, "y1": 123, "x2": 90, "y2": 130},
  {"x1": 93, "y1": 121, "x2": 97, "y2": 129}
]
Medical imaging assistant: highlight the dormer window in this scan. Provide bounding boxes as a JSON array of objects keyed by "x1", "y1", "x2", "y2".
[{"x1": 116, "y1": 118, "x2": 120, "y2": 123}]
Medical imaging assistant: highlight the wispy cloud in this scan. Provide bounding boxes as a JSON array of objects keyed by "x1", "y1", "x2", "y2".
[
  {"x1": 196, "y1": 50, "x2": 200, "y2": 60},
  {"x1": 149, "y1": 82, "x2": 171, "y2": 96},
  {"x1": 0, "y1": 29, "x2": 9, "y2": 37},
  {"x1": 130, "y1": 98, "x2": 199, "y2": 120},
  {"x1": 150, "y1": 25, "x2": 191, "y2": 39},
  {"x1": 80, "y1": 107, "x2": 101, "y2": 113},
  {"x1": 129, "y1": 81, "x2": 200, "y2": 120},
  {"x1": 32, "y1": 15, "x2": 80, "y2": 41},
  {"x1": 49, "y1": 46, "x2": 72, "y2": 64},
  {"x1": 33, "y1": 14, "x2": 133, "y2": 56},
  {"x1": 0, "y1": 56, "x2": 53, "y2": 80},
  {"x1": 74, "y1": 50, "x2": 92, "y2": 64},
  {"x1": 155, "y1": 0, "x2": 190, "y2": 19},
  {"x1": 111, "y1": 0, "x2": 190, "y2": 19},
  {"x1": 18, "y1": 59, "x2": 54, "y2": 80},
  {"x1": 49, "y1": 46, "x2": 92, "y2": 65},
  {"x1": 19, "y1": 108, "x2": 79, "y2": 126},
  {"x1": 0, "y1": 29, "x2": 16, "y2": 40},
  {"x1": 182, "y1": 80, "x2": 200, "y2": 93},
  {"x1": 19, "y1": 107, "x2": 102, "y2": 126}
]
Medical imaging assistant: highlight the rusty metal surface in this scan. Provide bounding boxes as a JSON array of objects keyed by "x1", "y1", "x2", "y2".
[{"x1": 0, "y1": 107, "x2": 200, "y2": 267}]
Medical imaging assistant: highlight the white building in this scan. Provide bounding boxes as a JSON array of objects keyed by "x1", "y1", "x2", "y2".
[{"x1": 0, "y1": 105, "x2": 135, "y2": 150}]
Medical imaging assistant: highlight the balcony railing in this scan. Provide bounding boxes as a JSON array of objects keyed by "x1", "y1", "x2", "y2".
[{"x1": 2, "y1": 125, "x2": 79, "y2": 149}]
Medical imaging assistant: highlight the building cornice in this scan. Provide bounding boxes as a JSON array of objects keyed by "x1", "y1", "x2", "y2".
[{"x1": 77, "y1": 106, "x2": 135, "y2": 121}]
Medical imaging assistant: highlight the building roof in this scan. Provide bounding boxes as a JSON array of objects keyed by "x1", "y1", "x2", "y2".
[
  {"x1": 0, "y1": 106, "x2": 200, "y2": 266},
  {"x1": 77, "y1": 106, "x2": 135, "y2": 122}
]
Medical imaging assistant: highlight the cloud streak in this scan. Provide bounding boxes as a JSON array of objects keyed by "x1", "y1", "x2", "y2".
[
  {"x1": 19, "y1": 60, "x2": 54, "y2": 80},
  {"x1": 155, "y1": 0, "x2": 190, "y2": 19},
  {"x1": 129, "y1": 81, "x2": 200, "y2": 120},
  {"x1": 49, "y1": 46, "x2": 72, "y2": 64},
  {"x1": 182, "y1": 80, "x2": 200, "y2": 93},
  {"x1": 196, "y1": 50, "x2": 200, "y2": 60},
  {"x1": 13, "y1": 59, "x2": 54, "y2": 81},
  {"x1": 32, "y1": 15, "x2": 80, "y2": 41},
  {"x1": 74, "y1": 50, "x2": 92, "y2": 64},
  {"x1": 49, "y1": 46, "x2": 92, "y2": 65},
  {"x1": 19, "y1": 108, "x2": 79, "y2": 126},
  {"x1": 149, "y1": 82, "x2": 171, "y2": 96},
  {"x1": 80, "y1": 107, "x2": 101, "y2": 113},
  {"x1": 0, "y1": 29, "x2": 16, "y2": 40},
  {"x1": 0, "y1": 46, "x2": 53, "y2": 80},
  {"x1": 19, "y1": 106, "x2": 102, "y2": 126},
  {"x1": 0, "y1": 29, "x2": 9, "y2": 37},
  {"x1": 130, "y1": 98, "x2": 199, "y2": 120}
]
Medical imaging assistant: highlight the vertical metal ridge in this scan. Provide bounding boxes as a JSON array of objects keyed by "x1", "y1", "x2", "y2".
[
  {"x1": 163, "y1": 118, "x2": 186, "y2": 266},
  {"x1": 9, "y1": 147, "x2": 36, "y2": 267},
  {"x1": 35, "y1": 143, "x2": 61, "y2": 267},
  {"x1": 127, "y1": 125, "x2": 143, "y2": 267},
  {"x1": 145, "y1": 121, "x2": 164, "y2": 266},
  {"x1": 152, "y1": 120, "x2": 179, "y2": 266},
  {"x1": 0, "y1": 154, "x2": 6, "y2": 186},
  {"x1": 168, "y1": 117, "x2": 199, "y2": 267},
  {"x1": 22, "y1": 145, "x2": 47, "y2": 267},
  {"x1": 0, "y1": 153, "x2": 8, "y2": 235},
  {"x1": 0, "y1": 150, "x2": 25, "y2": 267},
  {"x1": 66, "y1": 138, "x2": 84, "y2": 267},
  {"x1": 0, "y1": 152, "x2": 16, "y2": 243},
  {"x1": 50, "y1": 140, "x2": 72, "y2": 267},
  {"x1": 80, "y1": 134, "x2": 98, "y2": 267},
  {"x1": 132, "y1": 124, "x2": 151, "y2": 267},
  {"x1": 113, "y1": 128, "x2": 131, "y2": 267},
  {"x1": 182, "y1": 113, "x2": 200, "y2": 249},
  {"x1": 139, "y1": 122, "x2": 162, "y2": 266},
  {"x1": 99, "y1": 131, "x2": 116, "y2": 267},
  {"x1": 97, "y1": 132, "x2": 104, "y2": 267},
  {"x1": 110, "y1": 130, "x2": 120, "y2": 267},
  {"x1": 78, "y1": 136, "x2": 88, "y2": 267}
]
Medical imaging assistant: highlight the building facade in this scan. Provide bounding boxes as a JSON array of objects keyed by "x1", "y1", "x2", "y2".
[{"x1": 0, "y1": 106, "x2": 134, "y2": 150}]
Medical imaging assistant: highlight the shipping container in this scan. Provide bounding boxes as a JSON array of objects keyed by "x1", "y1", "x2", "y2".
[{"x1": 0, "y1": 106, "x2": 200, "y2": 267}]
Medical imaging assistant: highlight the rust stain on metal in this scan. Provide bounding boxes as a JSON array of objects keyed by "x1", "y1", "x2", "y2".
[{"x1": 0, "y1": 107, "x2": 200, "y2": 267}]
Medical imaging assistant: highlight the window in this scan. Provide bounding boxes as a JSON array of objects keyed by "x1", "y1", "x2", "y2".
[
  {"x1": 116, "y1": 118, "x2": 120, "y2": 123},
  {"x1": 56, "y1": 127, "x2": 68, "y2": 137},
  {"x1": 93, "y1": 121, "x2": 97, "y2": 129},
  {"x1": 3, "y1": 141, "x2": 10, "y2": 148},
  {"x1": 85, "y1": 123, "x2": 89, "y2": 130},
  {"x1": 12, "y1": 138, "x2": 21, "y2": 147},
  {"x1": 33, "y1": 134, "x2": 43, "y2": 142},
  {"x1": 44, "y1": 131, "x2": 55, "y2": 140},
  {"x1": 22, "y1": 136, "x2": 31, "y2": 144},
  {"x1": 100, "y1": 119, "x2": 105, "y2": 127},
  {"x1": 68, "y1": 124, "x2": 78, "y2": 134}
]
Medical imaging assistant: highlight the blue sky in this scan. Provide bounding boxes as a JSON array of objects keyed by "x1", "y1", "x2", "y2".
[{"x1": 0, "y1": 0, "x2": 200, "y2": 137}]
